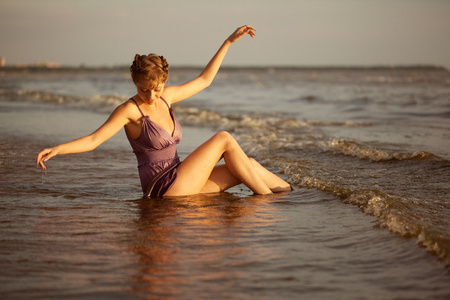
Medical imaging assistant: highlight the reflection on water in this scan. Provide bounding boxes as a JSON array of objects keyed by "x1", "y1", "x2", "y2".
[{"x1": 129, "y1": 192, "x2": 287, "y2": 298}]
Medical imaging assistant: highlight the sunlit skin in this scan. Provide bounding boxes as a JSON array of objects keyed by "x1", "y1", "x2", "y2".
[{"x1": 36, "y1": 25, "x2": 291, "y2": 196}]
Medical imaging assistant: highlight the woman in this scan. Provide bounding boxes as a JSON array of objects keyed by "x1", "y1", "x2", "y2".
[{"x1": 36, "y1": 25, "x2": 291, "y2": 198}]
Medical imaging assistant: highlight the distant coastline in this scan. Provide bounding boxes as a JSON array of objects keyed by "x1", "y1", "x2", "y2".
[{"x1": 0, "y1": 64, "x2": 448, "y2": 73}]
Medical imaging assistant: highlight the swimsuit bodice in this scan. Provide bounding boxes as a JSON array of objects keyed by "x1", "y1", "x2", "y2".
[{"x1": 125, "y1": 97, "x2": 182, "y2": 197}]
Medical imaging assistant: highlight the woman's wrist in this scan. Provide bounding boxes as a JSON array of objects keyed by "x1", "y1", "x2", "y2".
[{"x1": 223, "y1": 39, "x2": 232, "y2": 46}]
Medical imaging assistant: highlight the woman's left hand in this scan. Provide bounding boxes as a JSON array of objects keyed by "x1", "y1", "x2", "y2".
[{"x1": 226, "y1": 25, "x2": 256, "y2": 44}]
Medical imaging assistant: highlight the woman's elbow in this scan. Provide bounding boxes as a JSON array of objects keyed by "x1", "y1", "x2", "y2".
[{"x1": 198, "y1": 75, "x2": 213, "y2": 89}]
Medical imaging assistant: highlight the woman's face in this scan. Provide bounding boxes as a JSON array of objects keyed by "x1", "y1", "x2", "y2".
[{"x1": 135, "y1": 79, "x2": 165, "y2": 105}]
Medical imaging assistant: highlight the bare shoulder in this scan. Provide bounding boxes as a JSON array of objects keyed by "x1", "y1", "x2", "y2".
[
  {"x1": 117, "y1": 99, "x2": 135, "y2": 111},
  {"x1": 106, "y1": 99, "x2": 141, "y2": 123},
  {"x1": 161, "y1": 86, "x2": 176, "y2": 105},
  {"x1": 117, "y1": 99, "x2": 139, "y2": 114}
]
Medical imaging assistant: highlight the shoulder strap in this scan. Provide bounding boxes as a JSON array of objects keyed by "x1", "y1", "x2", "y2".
[
  {"x1": 130, "y1": 98, "x2": 145, "y2": 117},
  {"x1": 160, "y1": 97, "x2": 170, "y2": 109}
]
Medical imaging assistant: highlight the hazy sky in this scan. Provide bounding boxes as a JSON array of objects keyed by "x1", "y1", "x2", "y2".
[{"x1": 1, "y1": 0, "x2": 449, "y2": 68}]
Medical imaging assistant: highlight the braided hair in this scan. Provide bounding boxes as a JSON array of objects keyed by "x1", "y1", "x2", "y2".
[{"x1": 130, "y1": 54, "x2": 169, "y2": 86}]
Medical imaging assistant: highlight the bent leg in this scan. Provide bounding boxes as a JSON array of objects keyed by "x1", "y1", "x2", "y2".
[
  {"x1": 200, "y1": 164, "x2": 241, "y2": 194},
  {"x1": 165, "y1": 131, "x2": 272, "y2": 196},
  {"x1": 200, "y1": 160, "x2": 291, "y2": 194}
]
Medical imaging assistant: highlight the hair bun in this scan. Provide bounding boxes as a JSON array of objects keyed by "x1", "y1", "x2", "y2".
[
  {"x1": 130, "y1": 53, "x2": 169, "y2": 83},
  {"x1": 159, "y1": 55, "x2": 169, "y2": 73}
]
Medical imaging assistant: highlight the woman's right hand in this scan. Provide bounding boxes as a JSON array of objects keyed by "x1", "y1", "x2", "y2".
[
  {"x1": 36, "y1": 147, "x2": 59, "y2": 170},
  {"x1": 226, "y1": 25, "x2": 256, "y2": 44}
]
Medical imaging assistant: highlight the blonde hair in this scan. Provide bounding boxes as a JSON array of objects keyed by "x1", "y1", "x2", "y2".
[{"x1": 130, "y1": 54, "x2": 169, "y2": 86}]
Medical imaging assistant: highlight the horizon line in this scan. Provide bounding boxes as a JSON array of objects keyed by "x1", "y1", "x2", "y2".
[{"x1": 1, "y1": 64, "x2": 448, "y2": 71}]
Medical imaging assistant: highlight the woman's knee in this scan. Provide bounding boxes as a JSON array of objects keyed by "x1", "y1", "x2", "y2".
[
  {"x1": 214, "y1": 130, "x2": 233, "y2": 140},
  {"x1": 212, "y1": 131, "x2": 236, "y2": 148}
]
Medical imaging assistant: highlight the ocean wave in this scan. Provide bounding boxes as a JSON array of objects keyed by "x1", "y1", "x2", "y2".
[
  {"x1": 345, "y1": 190, "x2": 450, "y2": 265},
  {"x1": 309, "y1": 120, "x2": 373, "y2": 127},
  {"x1": 1, "y1": 87, "x2": 443, "y2": 165},
  {"x1": 174, "y1": 106, "x2": 313, "y2": 129},
  {"x1": 285, "y1": 170, "x2": 450, "y2": 265},
  {"x1": 322, "y1": 138, "x2": 437, "y2": 161},
  {"x1": 240, "y1": 144, "x2": 450, "y2": 266},
  {"x1": 0, "y1": 88, "x2": 126, "y2": 112}
]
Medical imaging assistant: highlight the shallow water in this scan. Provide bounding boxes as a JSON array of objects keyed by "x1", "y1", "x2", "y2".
[{"x1": 1, "y1": 68, "x2": 449, "y2": 299}]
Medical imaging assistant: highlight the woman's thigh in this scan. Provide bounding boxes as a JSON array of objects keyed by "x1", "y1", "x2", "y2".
[
  {"x1": 165, "y1": 132, "x2": 232, "y2": 196},
  {"x1": 200, "y1": 164, "x2": 241, "y2": 194}
]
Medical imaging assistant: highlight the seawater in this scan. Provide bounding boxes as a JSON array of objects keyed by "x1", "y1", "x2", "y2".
[{"x1": 0, "y1": 67, "x2": 449, "y2": 299}]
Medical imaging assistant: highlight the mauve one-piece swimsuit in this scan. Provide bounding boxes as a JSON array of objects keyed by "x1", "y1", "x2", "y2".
[{"x1": 126, "y1": 97, "x2": 182, "y2": 198}]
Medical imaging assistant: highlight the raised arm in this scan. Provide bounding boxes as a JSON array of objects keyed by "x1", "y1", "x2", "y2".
[
  {"x1": 164, "y1": 25, "x2": 256, "y2": 104},
  {"x1": 36, "y1": 103, "x2": 131, "y2": 170}
]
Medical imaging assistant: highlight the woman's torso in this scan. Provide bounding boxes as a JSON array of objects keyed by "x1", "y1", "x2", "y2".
[{"x1": 124, "y1": 97, "x2": 182, "y2": 196}]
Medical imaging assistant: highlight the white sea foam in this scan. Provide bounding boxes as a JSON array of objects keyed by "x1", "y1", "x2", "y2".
[{"x1": 322, "y1": 138, "x2": 436, "y2": 161}]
